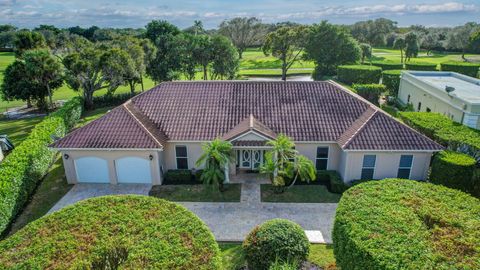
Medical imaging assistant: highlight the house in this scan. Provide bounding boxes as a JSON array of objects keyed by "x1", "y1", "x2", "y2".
[
  {"x1": 0, "y1": 135, "x2": 14, "y2": 162},
  {"x1": 398, "y1": 71, "x2": 480, "y2": 129},
  {"x1": 50, "y1": 81, "x2": 442, "y2": 185}
]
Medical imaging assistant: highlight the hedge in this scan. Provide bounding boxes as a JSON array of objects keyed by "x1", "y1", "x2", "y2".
[
  {"x1": 0, "y1": 97, "x2": 83, "y2": 235},
  {"x1": 371, "y1": 61, "x2": 403, "y2": 70},
  {"x1": 440, "y1": 61, "x2": 480, "y2": 78},
  {"x1": 399, "y1": 112, "x2": 480, "y2": 160},
  {"x1": 337, "y1": 65, "x2": 382, "y2": 84},
  {"x1": 382, "y1": 69, "x2": 402, "y2": 97},
  {"x1": 92, "y1": 92, "x2": 136, "y2": 108},
  {"x1": 352, "y1": 84, "x2": 386, "y2": 105},
  {"x1": 333, "y1": 179, "x2": 480, "y2": 269},
  {"x1": 0, "y1": 195, "x2": 222, "y2": 269},
  {"x1": 431, "y1": 151, "x2": 478, "y2": 197},
  {"x1": 243, "y1": 219, "x2": 309, "y2": 270},
  {"x1": 405, "y1": 62, "x2": 438, "y2": 71},
  {"x1": 323, "y1": 171, "x2": 349, "y2": 194},
  {"x1": 163, "y1": 169, "x2": 199, "y2": 185}
]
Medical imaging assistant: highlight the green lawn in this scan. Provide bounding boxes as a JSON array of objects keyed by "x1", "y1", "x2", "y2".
[
  {"x1": 0, "y1": 116, "x2": 44, "y2": 145},
  {"x1": 219, "y1": 242, "x2": 336, "y2": 269},
  {"x1": 149, "y1": 184, "x2": 242, "y2": 202},
  {"x1": 261, "y1": 184, "x2": 341, "y2": 203},
  {"x1": 371, "y1": 48, "x2": 480, "y2": 64}
]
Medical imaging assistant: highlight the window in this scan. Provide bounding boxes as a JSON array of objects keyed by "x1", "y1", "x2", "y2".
[
  {"x1": 397, "y1": 155, "x2": 413, "y2": 179},
  {"x1": 417, "y1": 102, "x2": 422, "y2": 111},
  {"x1": 316, "y1": 147, "x2": 329, "y2": 170},
  {"x1": 407, "y1": 94, "x2": 411, "y2": 103},
  {"x1": 175, "y1": 145, "x2": 188, "y2": 169},
  {"x1": 361, "y1": 155, "x2": 376, "y2": 180}
]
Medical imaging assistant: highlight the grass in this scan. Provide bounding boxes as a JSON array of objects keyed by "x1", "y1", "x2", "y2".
[
  {"x1": 219, "y1": 242, "x2": 336, "y2": 269},
  {"x1": 261, "y1": 184, "x2": 341, "y2": 203},
  {"x1": 371, "y1": 48, "x2": 480, "y2": 65},
  {"x1": 149, "y1": 184, "x2": 242, "y2": 202},
  {"x1": 0, "y1": 116, "x2": 44, "y2": 145}
]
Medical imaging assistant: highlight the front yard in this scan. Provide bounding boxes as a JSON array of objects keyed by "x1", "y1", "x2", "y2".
[
  {"x1": 150, "y1": 184, "x2": 242, "y2": 202},
  {"x1": 219, "y1": 242, "x2": 336, "y2": 269},
  {"x1": 261, "y1": 184, "x2": 341, "y2": 203}
]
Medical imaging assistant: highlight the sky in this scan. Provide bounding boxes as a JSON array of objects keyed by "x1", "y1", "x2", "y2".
[{"x1": 0, "y1": 0, "x2": 479, "y2": 29}]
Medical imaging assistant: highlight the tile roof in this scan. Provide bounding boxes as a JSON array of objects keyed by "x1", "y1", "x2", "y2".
[{"x1": 50, "y1": 81, "x2": 443, "y2": 151}]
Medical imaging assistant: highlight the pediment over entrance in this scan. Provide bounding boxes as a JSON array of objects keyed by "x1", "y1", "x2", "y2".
[{"x1": 222, "y1": 114, "x2": 277, "y2": 142}]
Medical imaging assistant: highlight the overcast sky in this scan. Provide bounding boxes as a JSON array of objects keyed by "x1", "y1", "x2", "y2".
[{"x1": 1, "y1": 0, "x2": 479, "y2": 29}]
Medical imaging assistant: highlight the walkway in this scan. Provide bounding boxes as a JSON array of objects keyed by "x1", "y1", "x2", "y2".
[{"x1": 49, "y1": 176, "x2": 337, "y2": 243}]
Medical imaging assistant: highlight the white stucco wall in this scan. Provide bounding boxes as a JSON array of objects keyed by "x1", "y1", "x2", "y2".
[
  {"x1": 163, "y1": 142, "x2": 204, "y2": 170},
  {"x1": 295, "y1": 143, "x2": 341, "y2": 171}
]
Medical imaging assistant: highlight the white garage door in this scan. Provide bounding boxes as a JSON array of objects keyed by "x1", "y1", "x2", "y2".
[
  {"x1": 75, "y1": 157, "x2": 110, "y2": 183},
  {"x1": 115, "y1": 157, "x2": 152, "y2": 184}
]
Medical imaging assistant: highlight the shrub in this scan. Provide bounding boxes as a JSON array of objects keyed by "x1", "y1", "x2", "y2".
[
  {"x1": 243, "y1": 219, "x2": 310, "y2": 270},
  {"x1": 0, "y1": 97, "x2": 83, "y2": 235},
  {"x1": 399, "y1": 112, "x2": 480, "y2": 160},
  {"x1": 337, "y1": 65, "x2": 382, "y2": 84},
  {"x1": 318, "y1": 170, "x2": 348, "y2": 194},
  {"x1": 333, "y1": 179, "x2": 480, "y2": 270},
  {"x1": 430, "y1": 151, "x2": 478, "y2": 197},
  {"x1": 371, "y1": 61, "x2": 403, "y2": 70},
  {"x1": 405, "y1": 62, "x2": 438, "y2": 71},
  {"x1": 163, "y1": 169, "x2": 195, "y2": 185},
  {"x1": 382, "y1": 69, "x2": 402, "y2": 97},
  {"x1": 0, "y1": 195, "x2": 222, "y2": 269},
  {"x1": 440, "y1": 61, "x2": 480, "y2": 78},
  {"x1": 92, "y1": 92, "x2": 136, "y2": 108},
  {"x1": 352, "y1": 84, "x2": 386, "y2": 105}
]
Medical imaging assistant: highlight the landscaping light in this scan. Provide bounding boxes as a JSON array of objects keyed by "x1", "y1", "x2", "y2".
[{"x1": 64, "y1": 154, "x2": 69, "y2": 160}]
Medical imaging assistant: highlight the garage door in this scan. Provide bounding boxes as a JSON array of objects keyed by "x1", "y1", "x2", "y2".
[
  {"x1": 115, "y1": 157, "x2": 152, "y2": 184},
  {"x1": 75, "y1": 157, "x2": 110, "y2": 183}
]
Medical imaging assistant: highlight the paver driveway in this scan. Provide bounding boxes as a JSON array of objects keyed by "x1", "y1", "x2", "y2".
[{"x1": 50, "y1": 181, "x2": 338, "y2": 243}]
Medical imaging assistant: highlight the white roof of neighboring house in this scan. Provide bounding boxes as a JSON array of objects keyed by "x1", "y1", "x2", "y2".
[{"x1": 402, "y1": 71, "x2": 480, "y2": 105}]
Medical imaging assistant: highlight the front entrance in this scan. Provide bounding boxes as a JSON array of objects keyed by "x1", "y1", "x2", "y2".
[{"x1": 237, "y1": 149, "x2": 264, "y2": 170}]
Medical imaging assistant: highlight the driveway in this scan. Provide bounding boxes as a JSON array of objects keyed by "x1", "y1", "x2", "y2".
[{"x1": 49, "y1": 182, "x2": 337, "y2": 243}]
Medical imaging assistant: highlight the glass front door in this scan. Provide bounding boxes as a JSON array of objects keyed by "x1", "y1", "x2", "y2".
[{"x1": 239, "y1": 149, "x2": 264, "y2": 170}]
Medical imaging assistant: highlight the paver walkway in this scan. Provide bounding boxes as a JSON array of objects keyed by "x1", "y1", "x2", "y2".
[{"x1": 50, "y1": 177, "x2": 337, "y2": 243}]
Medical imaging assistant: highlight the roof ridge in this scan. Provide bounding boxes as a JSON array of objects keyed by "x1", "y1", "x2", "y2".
[
  {"x1": 340, "y1": 107, "x2": 379, "y2": 149},
  {"x1": 122, "y1": 100, "x2": 167, "y2": 148}
]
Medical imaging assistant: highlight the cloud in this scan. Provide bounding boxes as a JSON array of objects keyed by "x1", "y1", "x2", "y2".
[{"x1": 0, "y1": 0, "x2": 15, "y2": 6}]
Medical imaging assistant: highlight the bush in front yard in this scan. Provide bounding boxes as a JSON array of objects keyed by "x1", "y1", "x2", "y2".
[
  {"x1": 430, "y1": 151, "x2": 478, "y2": 196},
  {"x1": 440, "y1": 61, "x2": 480, "y2": 78},
  {"x1": 337, "y1": 65, "x2": 382, "y2": 84},
  {"x1": 382, "y1": 69, "x2": 402, "y2": 97},
  {"x1": 352, "y1": 83, "x2": 386, "y2": 105},
  {"x1": 333, "y1": 179, "x2": 480, "y2": 270},
  {"x1": 0, "y1": 195, "x2": 222, "y2": 269},
  {"x1": 163, "y1": 169, "x2": 196, "y2": 184},
  {"x1": 243, "y1": 219, "x2": 309, "y2": 270},
  {"x1": 0, "y1": 97, "x2": 83, "y2": 236},
  {"x1": 317, "y1": 170, "x2": 348, "y2": 194}
]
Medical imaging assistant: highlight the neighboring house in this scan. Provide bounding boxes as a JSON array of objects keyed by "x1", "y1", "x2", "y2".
[
  {"x1": 50, "y1": 81, "x2": 442, "y2": 185},
  {"x1": 0, "y1": 135, "x2": 15, "y2": 162},
  {"x1": 398, "y1": 71, "x2": 480, "y2": 129}
]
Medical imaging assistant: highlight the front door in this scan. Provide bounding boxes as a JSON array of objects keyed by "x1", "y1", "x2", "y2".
[{"x1": 239, "y1": 150, "x2": 263, "y2": 170}]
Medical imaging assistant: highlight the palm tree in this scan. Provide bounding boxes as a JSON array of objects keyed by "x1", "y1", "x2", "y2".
[
  {"x1": 288, "y1": 155, "x2": 316, "y2": 188},
  {"x1": 196, "y1": 139, "x2": 233, "y2": 192},
  {"x1": 266, "y1": 134, "x2": 296, "y2": 173}
]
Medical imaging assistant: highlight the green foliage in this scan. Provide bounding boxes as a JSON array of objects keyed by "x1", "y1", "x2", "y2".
[
  {"x1": 164, "y1": 169, "x2": 194, "y2": 184},
  {"x1": 398, "y1": 112, "x2": 480, "y2": 160},
  {"x1": 243, "y1": 219, "x2": 310, "y2": 270},
  {"x1": 440, "y1": 61, "x2": 480, "y2": 78},
  {"x1": 210, "y1": 35, "x2": 239, "y2": 80},
  {"x1": 0, "y1": 195, "x2": 222, "y2": 269},
  {"x1": 405, "y1": 32, "x2": 419, "y2": 61},
  {"x1": 337, "y1": 65, "x2": 382, "y2": 84},
  {"x1": 0, "y1": 97, "x2": 83, "y2": 235},
  {"x1": 92, "y1": 92, "x2": 136, "y2": 108},
  {"x1": 218, "y1": 17, "x2": 264, "y2": 59},
  {"x1": 304, "y1": 21, "x2": 361, "y2": 77},
  {"x1": 196, "y1": 139, "x2": 233, "y2": 191},
  {"x1": 333, "y1": 179, "x2": 480, "y2": 269},
  {"x1": 405, "y1": 62, "x2": 438, "y2": 71},
  {"x1": 321, "y1": 170, "x2": 348, "y2": 194},
  {"x1": 371, "y1": 61, "x2": 403, "y2": 70},
  {"x1": 382, "y1": 69, "x2": 402, "y2": 96},
  {"x1": 14, "y1": 30, "x2": 46, "y2": 57},
  {"x1": 431, "y1": 151, "x2": 478, "y2": 197},
  {"x1": 352, "y1": 83, "x2": 386, "y2": 105},
  {"x1": 359, "y1": 43, "x2": 372, "y2": 64}
]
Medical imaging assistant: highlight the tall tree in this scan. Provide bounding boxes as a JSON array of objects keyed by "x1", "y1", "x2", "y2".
[
  {"x1": 14, "y1": 30, "x2": 46, "y2": 57},
  {"x1": 218, "y1": 17, "x2": 263, "y2": 59},
  {"x1": 359, "y1": 43, "x2": 372, "y2": 64},
  {"x1": 210, "y1": 35, "x2": 239, "y2": 80},
  {"x1": 262, "y1": 26, "x2": 307, "y2": 81},
  {"x1": 1, "y1": 61, "x2": 45, "y2": 109},
  {"x1": 192, "y1": 35, "x2": 213, "y2": 80},
  {"x1": 420, "y1": 32, "x2": 442, "y2": 55},
  {"x1": 350, "y1": 18, "x2": 397, "y2": 47},
  {"x1": 196, "y1": 139, "x2": 233, "y2": 192},
  {"x1": 393, "y1": 37, "x2": 406, "y2": 63},
  {"x1": 139, "y1": 39, "x2": 157, "y2": 90},
  {"x1": 304, "y1": 21, "x2": 361, "y2": 78},
  {"x1": 469, "y1": 30, "x2": 480, "y2": 54},
  {"x1": 405, "y1": 32, "x2": 419, "y2": 61},
  {"x1": 23, "y1": 49, "x2": 64, "y2": 110},
  {"x1": 109, "y1": 37, "x2": 145, "y2": 94},
  {"x1": 446, "y1": 22, "x2": 480, "y2": 60}
]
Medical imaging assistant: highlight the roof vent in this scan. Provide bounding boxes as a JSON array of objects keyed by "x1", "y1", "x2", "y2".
[{"x1": 445, "y1": 86, "x2": 455, "y2": 93}]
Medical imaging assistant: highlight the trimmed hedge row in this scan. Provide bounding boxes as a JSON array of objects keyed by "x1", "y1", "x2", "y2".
[
  {"x1": 352, "y1": 83, "x2": 386, "y2": 105},
  {"x1": 0, "y1": 97, "x2": 83, "y2": 235},
  {"x1": 333, "y1": 179, "x2": 480, "y2": 269},
  {"x1": 382, "y1": 69, "x2": 402, "y2": 97},
  {"x1": 405, "y1": 62, "x2": 438, "y2": 71},
  {"x1": 163, "y1": 169, "x2": 203, "y2": 184},
  {"x1": 399, "y1": 112, "x2": 480, "y2": 160},
  {"x1": 337, "y1": 65, "x2": 382, "y2": 84},
  {"x1": 431, "y1": 151, "x2": 478, "y2": 197},
  {"x1": 440, "y1": 61, "x2": 480, "y2": 78},
  {"x1": 0, "y1": 195, "x2": 222, "y2": 269},
  {"x1": 371, "y1": 61, "x2": 403, "y2": 70},
  {"x1": 92, "y1": 92, "x2": 137, "y2": 108}
]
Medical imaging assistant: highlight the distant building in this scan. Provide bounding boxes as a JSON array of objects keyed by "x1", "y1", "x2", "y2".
[
  {"x1": 0, "y1": 135, "x2": 14, "y2": 162},
  {"x1": 398, "y1": 71, "x2": 480, "y2": 129}
]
